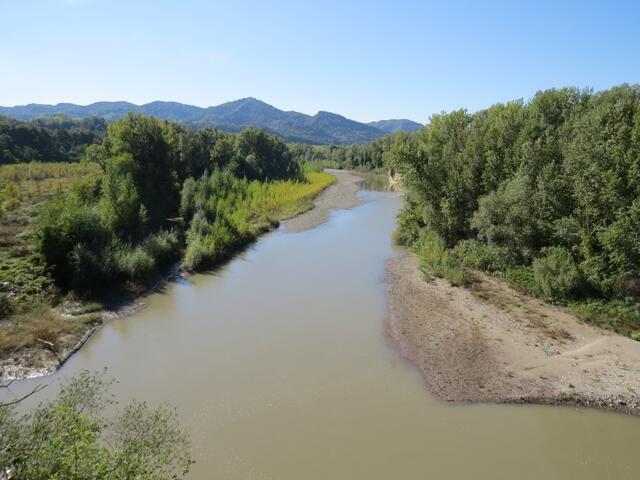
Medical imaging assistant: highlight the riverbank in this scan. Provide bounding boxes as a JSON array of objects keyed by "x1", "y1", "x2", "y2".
[
  {"x1": 284, "y1": 170, "x2": 362, "y2": 233},
  {"x1": 0, "y1": 170, "x2": 360, "y2": 381},
  {"x1": 386, "y1": 251, "x2": 640, "y2": 415}
]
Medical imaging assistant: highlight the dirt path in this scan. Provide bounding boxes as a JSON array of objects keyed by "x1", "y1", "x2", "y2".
[
  {"x1": 386, "y1": 251, "x2": 640, "y2": 414},
  {"x1": 284, "y1": 170, "x2": 362, "y2": 233}
]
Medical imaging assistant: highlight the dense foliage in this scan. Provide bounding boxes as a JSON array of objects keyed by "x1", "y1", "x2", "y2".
[
  {"x1": 181, "y1": 170, "x2": 333, "y2": 271},
  {"x1": 0, "y1": 116, "x2": 105, "y2": 165},
  {"x1": 0, "y1": 371, "x2": 192, "y2": 479},
  {"x1": 391, "y1": 85, "x2": 640, "y2": 337},
  {"x1": 31, "y1": 114, "x2": 321, "y2": 294}
]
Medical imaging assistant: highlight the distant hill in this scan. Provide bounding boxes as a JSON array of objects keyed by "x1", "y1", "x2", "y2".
[
  {"x1": 367, "y1": 119, "x2": 422, "y2": 133},
  {"x1": 0, "y1": 98, "x2": 421, "y2": 145}
]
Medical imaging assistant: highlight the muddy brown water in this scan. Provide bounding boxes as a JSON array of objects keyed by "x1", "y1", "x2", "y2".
[{"x1": 5, "y1": 173, "x2": 640, "y2": 479}]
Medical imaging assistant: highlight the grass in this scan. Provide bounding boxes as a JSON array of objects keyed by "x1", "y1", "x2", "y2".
[
  {"x1": 414, "y1": 230, "x2": 466, "y2": 287},
  {"x1": 0, "y1": 162, "x2": 102, "y2": 360},
  {"x1": 0, "y1": 302, "x2": 100, "y2": 356},
  {"x1": 0, "y1": 162, "x2": 101, "y2": 250},
  {"x1": 183, "y1": 171, "x2": 335, "y2": 271},
  {"x1": 570, "y1": 299, "x2": 640, "y2": 340},
  {"x1": 256, "y1": 171, "x2": 335, "y2": 220}
]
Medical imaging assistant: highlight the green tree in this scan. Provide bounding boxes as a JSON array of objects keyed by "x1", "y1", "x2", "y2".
[{"x1": 1, "y1": 371, "x2": 193, "y2": 480}]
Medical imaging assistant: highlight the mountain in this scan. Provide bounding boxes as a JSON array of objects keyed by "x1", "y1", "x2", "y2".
[
  {"x1": 368, "y1": 119, "x2": 422, "y2": 133},
  {"x1": 0, "y1": 98, "x2": 420, "y2": 145}
]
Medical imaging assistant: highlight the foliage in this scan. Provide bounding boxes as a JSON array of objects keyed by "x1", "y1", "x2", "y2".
[
  {"x1": 390, "y1": 84, "x2": 640, "y2": 337},
  {"x1": 33, "y1": 114, "x2": 305, "y2": 293},
  {"x1": 0, "y1": 115, "x2": 105, "y2": 165},
  {"x1": 0, "y1": 370, "x2": 193, "y2": 480},
  {"x1": 289, "y1": 131, "x2": 414, "y2": 172},
  {"x1": 532, "y1": 247, "x2": 581, "y2": 301},
  {"x1": 502, "y1": 266, "x2": 537, "y2": 296},
  {"x1": 415, "y1": 230, "x2": 465, "y2": 286},
  {"x1": 182, "y1": 171, "x2": 334, "y2": 271},
  {"x1": 454, "y1": 239, "x2": 516, "y2": 273},
  {"x1": 571, "y1": 300, "x2": 640, "y2": 340}
]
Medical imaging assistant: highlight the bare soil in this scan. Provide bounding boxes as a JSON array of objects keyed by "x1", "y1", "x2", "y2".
[{"x1": 386, "y1": 251, "x2": 640, "y2": 415}]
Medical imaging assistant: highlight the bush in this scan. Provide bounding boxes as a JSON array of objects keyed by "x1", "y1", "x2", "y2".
[
  {"x1": 532, "y1": 246, "x2": 581, "y2": 301},
  {"x1": 571, "y1": 299, "x2": 640, "y2": 340},
  {"x1": 114, "y1": 246, "x2": 156, "y2": 281},
  {"x1": 142, "y1": 230, "x2": 180, "y2": 266},
  {"x1": 1, "y1": 371, "x2": 193, "y2": 479},
  {"x1": 0, "y1": 292, "x2": 14, "y2": 319},
  {"x1": 37, "y1": 198, "x2": 105, "y2": 286},
  {"x1": 393, "y1": 203, "x2": 422, "y2": 246},
  {"x1": 454, "y1": 239, "x2": 516, "y2": 273},
  {"x1": 68, "y1": 243, "x2": 105, "y2": 292},
  {"x1": 416, "y1": 230, "x2": 465, "y2": 286},
  {"x1": 504, "y1": 266, "x2": 537, "y2": 296}
]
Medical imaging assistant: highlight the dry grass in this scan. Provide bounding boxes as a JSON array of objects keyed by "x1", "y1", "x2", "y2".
[
  {"x1": 0, "y1": 303, "x2": 100, "y2": 355},
  {"x1": 469, "y1": 270, "x2": 574, "y2": 341},
  {"x1": 0, "y1": 162, "x2": 101, "y2": 250}
]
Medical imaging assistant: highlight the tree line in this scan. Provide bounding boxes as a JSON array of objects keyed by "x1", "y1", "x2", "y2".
[
  {"x1": 34, "y1": 114, "x2": 303, "y2": 294},
  {"x1": 0, "y1": 115, "x2": 106, "y2": 165},
  {"x1": 288, "y1": 131, "x2": 410, "y2": 172},
  {"x1": 389, "y1": 85, "x2": 640, "y2": 338}
]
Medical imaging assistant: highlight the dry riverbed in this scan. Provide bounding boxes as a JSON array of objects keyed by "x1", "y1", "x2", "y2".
[{"x1": 386, "y1": 251, "x2": 640, "y2": 415}]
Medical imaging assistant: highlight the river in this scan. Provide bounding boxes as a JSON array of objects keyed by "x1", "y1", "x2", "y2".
[{"x1": 6, "y1": 172, "x2": 640, "y2": 479}]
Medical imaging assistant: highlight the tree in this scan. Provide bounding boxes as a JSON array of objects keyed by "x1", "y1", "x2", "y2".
[{"x1": 0, "y1": 370, "x2": 193, "y2": 480}]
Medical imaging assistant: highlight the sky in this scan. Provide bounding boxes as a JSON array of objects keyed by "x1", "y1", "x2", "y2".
[{"x1": 0, "y1": 0, "x2": 638, "y2": 123}]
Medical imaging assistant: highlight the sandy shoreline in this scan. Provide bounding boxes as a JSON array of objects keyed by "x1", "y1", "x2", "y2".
[
  {"x1": 284, "y1": 170, "x2": 363, "y2": 233},
  {"x1": 386, "y1": 251, "x2": 640, "y2": 415}
]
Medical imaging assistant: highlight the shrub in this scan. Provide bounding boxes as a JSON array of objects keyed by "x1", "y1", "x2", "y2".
[
  {"x1": 142, "y1": 230, "x2": 180, "y2": 266},
  {"x1": 532, "y1": 246, "x2": 580, "y2": 301},
  {"x1": 68, "y1": 243, "x2": 105, "y2": 292},
  {"x1": 0, "y1": 292, "x2": 14, "y2": 319},
  {"x1": 36, "y1": 198, "x2": 105, "y2": 286},
  {"x1": 504, "y1": 266, "x2": 537, "y2": 296},
  {"x1": 114, "y1": 246, "x2": 156, "y2": 281},
  {"x1": 571, "y1": 299, "x2": 640, "y2": 340},
  {"x1": 454, "y1": 239, "x2": 516, "y2": 273},
  {"x1": 183, "y1": 238, "x2": 205, "y2": 272},
  {"x1": 416, "y1": 230, "x2": 465, "y2": 286},
  {"x1": 394, "y1": 203, "x2": 422, "y2": 247}
]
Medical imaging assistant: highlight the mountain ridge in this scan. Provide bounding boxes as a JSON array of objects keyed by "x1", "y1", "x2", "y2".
[{"x1": 0, "y1": 98, "x2": 422, "y2": 144}]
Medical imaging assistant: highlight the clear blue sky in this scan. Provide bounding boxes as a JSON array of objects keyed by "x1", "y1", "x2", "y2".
[{"x1": 1, "y1": 0, "x2": 638, "y2": 123}]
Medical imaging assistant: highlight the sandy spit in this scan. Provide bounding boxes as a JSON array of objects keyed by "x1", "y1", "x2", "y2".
[
  {"x1": 386, "y1": 251, "x2": 640, "y2": 415},
  {"x1": 284, "y1": 169, "x2": 363, "y2": 233}
]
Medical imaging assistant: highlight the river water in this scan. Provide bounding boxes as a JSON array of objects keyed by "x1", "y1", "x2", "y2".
[{"x1": 6, "y1": 173, "x2": 640, "y2": 479}]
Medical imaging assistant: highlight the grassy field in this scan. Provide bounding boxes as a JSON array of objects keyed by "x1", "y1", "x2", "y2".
[
  {"x1": 0, "y1": 163, "x2": 102, "y2": 364},
  {"x1": 257, "y1": 171, "x2": 335, "y2": 219},
  {"x1": 0, "y1": 162, "x2": 101, "y2": 250}
]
